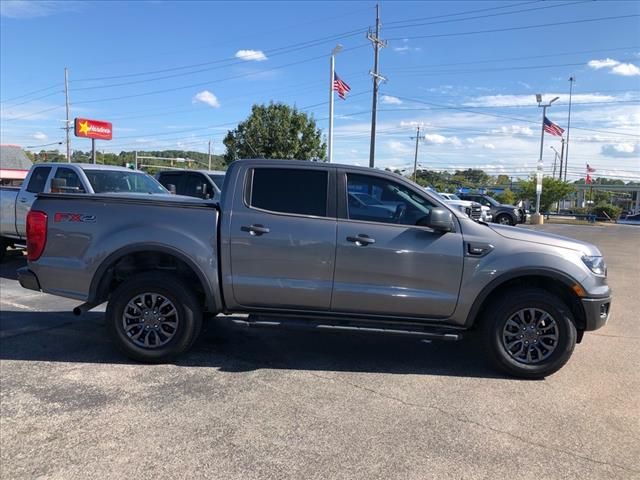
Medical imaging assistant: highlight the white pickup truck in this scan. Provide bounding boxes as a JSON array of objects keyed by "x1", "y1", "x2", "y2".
[{"x1": 0, "y1": 163, "x2": 169, "y2": 259}]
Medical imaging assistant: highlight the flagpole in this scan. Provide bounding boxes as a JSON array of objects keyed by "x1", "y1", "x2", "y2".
[
  {"x1": 534, "y1": 95, "x2": 559, "y2": 222},
  {"x1": 327, "y1": 45, "x2": 342, "y2": 163}
]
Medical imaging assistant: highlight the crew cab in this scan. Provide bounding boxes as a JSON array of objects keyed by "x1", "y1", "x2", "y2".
[
  {"x1": 0, "y1": 163, "x2": 168, "y2": 259},
  {"x1": 157, "y1": 169, "x2": 225, "y2": 200},
  {"x1": 18, "y1": 159, "x2": 612, "y2": 378}
]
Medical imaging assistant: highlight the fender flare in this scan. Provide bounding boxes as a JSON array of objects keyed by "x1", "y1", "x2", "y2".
[
  {"x1": 88, "y1": 243, "x2": 218, "y2": 312},
  {"x1": 464, "y1": 267, "x2": 583, "y2": 327}
]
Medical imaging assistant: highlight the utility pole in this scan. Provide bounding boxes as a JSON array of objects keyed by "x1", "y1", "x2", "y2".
[
  {"x1": 411, "y1": 126, "x2": 421, "y2": 182},
  {"x1": 367, "y1": 3, "x2": 386, "y2": 168},
  {"x1": 64, "y1": 67, "x2": 71, "y2": 163},
  {"x1": 559, "y1": 137, "x2": 565, "y2": 180},
  {"x1": 208, "y1": 140, "x2": 212, "y2": 169},
  {"x1": 564, "y1": 76, "x2": 575, "y2": 181},
  {"x1": 550, "y1": 146, "x2": 558, "y2": 178},
  {"x1": 327, "y1": 44, "x2": 343, "y2": 163}
]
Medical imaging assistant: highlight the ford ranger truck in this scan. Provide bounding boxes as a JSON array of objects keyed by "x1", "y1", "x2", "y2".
[{"x1": 17, "y1": 159, "x2": 612, "y2": 378}]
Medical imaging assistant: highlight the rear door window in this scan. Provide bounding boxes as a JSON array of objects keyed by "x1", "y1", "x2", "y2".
[
  {"x1": 53, "y1": 168, "x2": 85, "y2": 193},
  {"x1": 25, "y1": 167, "x2": 52, "y2": 193},
  {"x1": 249, "y1": 168, "x2": 328, "y2": 217}
]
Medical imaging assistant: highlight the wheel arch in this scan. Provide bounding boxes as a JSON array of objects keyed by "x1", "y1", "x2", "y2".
[
  {"x1": 89, "y1": 244, "x2": 219, "y2": 313},
  {"x1": 465, "y1": 268, "x2": 587, "y2": 334}
]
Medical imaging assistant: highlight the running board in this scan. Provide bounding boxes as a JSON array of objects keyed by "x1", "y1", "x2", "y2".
[{"x1": 229, "y1": 315, "x2": 462, "y2": 341}]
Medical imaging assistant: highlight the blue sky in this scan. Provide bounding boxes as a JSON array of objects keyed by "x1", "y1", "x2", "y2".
[{"x1": 1, "y1": 0, "x2": 639, "y2": 180}]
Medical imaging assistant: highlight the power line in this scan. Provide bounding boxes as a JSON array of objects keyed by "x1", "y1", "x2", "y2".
[
  {"x1": 72, "y1": 45, "x2": 369, "y2": 106},
  {"x1": 388, "y1": 14, "x2": 640, "y2": 41},
  {"x1": 0, "y1": 83, "x2": 62, "y2": 104},
  {"x1": 385, "y1": 0, "x2": 590, "y2": 31}
]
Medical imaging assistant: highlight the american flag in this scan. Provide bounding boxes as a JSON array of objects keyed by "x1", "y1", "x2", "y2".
[
  {"x1": 586, "y1": 164, "x2": 596, "y2": 184},
  {"x1": 333, "y1": 73, "x2": 351, "y2": 100},
  {"x1": 543, "y1": 116, "x2": 565, "y2": 137}
]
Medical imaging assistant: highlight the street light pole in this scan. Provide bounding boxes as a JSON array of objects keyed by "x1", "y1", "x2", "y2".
[
  {"x1": 564, "y1": 76, "x2": 575, "y2": 181},
  {"x1": 327, "y1": 44, "x2": 342, "y2": 163},
  {"x1": 534, "y1": 94, "x2": 559, "y2": 222}
]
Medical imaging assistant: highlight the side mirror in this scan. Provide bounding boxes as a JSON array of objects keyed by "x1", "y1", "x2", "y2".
[
  {"x1": 167, "y1": 184, "x2": 177, "y2": 195},
  {"x1": 417, "y1": 207, "x2": 454, "y2": 232}
]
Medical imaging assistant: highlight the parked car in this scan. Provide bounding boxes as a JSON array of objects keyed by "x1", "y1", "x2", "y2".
[
  {"x1": 157, "y1": 169, "x2": 225, "y2": 200},
  {"x1": 0, "y1": 163, "x2": 168, "y2": 259},
  {"x1": 18, "y1": 159, "x2": 612, "y2": 378},
  {"x1": 617, "y1": 213, "x2": 640, "y2": 225},
  {"x1": 437, "y1": 192, "x2": 490, "y2": 222},
  {"x1": 458, "y1": 193, "x2": 525, "y2": 226}
]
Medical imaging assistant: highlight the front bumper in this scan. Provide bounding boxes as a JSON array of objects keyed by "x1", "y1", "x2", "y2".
[
  {"x1": 17, "y1": 267, "x2": 41, "y2": 292},
  {"x1": 581, "y1": 296, "x2": 612, "y2": 331}
]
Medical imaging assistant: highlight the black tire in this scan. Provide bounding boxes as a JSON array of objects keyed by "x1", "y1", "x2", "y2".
[
  {"x1": 0, "y1": 238, "x2": 8, "y2": 262},
  {"x1": 496, "y1": 213, "x2": 515, "y2": 226},
  {"x1": 106, "y1": 272, "x2": 203, "y2": 363},
  {"x1": 481, "y1": 288, "x2": 577, "y2": 379}
]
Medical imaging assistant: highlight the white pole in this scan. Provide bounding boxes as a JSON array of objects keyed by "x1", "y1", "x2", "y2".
[
  {"x1": 536, "y1": 105, "x2": 547, "y2": 215},
  {"x1": 208, "y1": 140, "x2": 212, "y2": 170},
  {"x1": 328, "y1": 54, "x2": 335, "y2": 163},
  {"x1": 64, "y1": 67, "x2": 71, "y2": 163}
]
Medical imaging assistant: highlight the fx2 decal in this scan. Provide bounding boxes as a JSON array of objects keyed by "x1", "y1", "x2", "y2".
[{"x1": 54, "y1": 212, "x2": 97, "y2": 223}]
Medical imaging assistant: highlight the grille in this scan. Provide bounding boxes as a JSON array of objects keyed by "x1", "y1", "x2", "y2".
[{"x1": 469, "y1": 204, "x2": 482, "y2": 221}]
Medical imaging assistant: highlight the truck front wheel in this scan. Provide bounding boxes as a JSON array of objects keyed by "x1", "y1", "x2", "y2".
[
  {"x1": 482, "y1": 289, "x2": 577, "y2": 379},
  {"x1": 496, "y1": 213, "x2": 515, "y2": 226},
  {"x1": 106, "y1": 272, "x2": 203, "y2": 363}
]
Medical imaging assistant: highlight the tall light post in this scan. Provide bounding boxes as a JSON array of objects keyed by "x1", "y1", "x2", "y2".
[
  {"x1": 327, "y1": 44, "x2": 343, "y2": 163},
  {"x1": 564, "y1": 76, "x2": 575, "y2": 181},
  {"x1": 533, "y1": 94, "x2": 560, "y2": 222},
  {"x1": 550, "y1": 146, "x2": 559, "y2": 178}
]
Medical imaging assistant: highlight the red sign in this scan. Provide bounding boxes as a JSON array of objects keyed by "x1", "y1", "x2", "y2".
[{"x1": 74, "y1": 118, "x2": 112, "y2": 140}]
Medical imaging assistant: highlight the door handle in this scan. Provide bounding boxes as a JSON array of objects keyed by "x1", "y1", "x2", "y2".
[
  {"x1": 19, "y1": 198, "x2": 28, "y2": 203},
  {"x1": 346, "y1": 234, "x2": 375, "y2": 246},
  {"x1": 241, "y1": 224, "x2": 270, "y2": 236}
]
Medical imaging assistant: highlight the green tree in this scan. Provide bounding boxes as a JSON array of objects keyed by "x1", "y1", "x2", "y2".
[
  {"x1": 520, "y1": 176, "x2": 575, "y2": 212},
  {"x1": 495, "y1": 189, "x2": 516, "y2": 205},
  {"x1": 223, "y1": 103, "x2": 325, "y2": 164}
]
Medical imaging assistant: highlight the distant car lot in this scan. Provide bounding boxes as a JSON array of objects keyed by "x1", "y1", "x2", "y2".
[{"x1": 1, "y1": 224, "x2": 639, "y2": 480}]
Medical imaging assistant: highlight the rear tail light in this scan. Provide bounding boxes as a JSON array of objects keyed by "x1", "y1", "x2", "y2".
[{"x1": 26, "y1": 210, "x2": 48, "y2": 261}]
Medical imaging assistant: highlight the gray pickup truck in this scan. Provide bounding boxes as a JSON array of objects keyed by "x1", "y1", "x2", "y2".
[
  {"x1": 0, "y1": 163, "x2": 169, "y2": 259},
  {"x1": 18, "y1": 159, "x2": 612, "y2": 378}
]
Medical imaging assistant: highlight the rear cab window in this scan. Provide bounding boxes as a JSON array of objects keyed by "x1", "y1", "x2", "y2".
[
  {"x1": 53, "y1": 167, "x2": 86, "y2": 193},
  {"x1": 25, "y1": 166, "x2": 52, "y2": 193},
  {"x1": 248, "y1": 167, "x2": 328, "y2": 217}
]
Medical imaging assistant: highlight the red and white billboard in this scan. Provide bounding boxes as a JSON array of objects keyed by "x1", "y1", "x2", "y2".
[{"x1": 74, "y1": 118, "x2": 112, "y2": 140}]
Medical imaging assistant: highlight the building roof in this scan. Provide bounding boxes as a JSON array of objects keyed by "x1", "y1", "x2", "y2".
[{"x1": 0, "y1": 145, "x2": 33, "y2": 171}]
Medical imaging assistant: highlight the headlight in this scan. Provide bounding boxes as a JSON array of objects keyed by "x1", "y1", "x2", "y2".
[
  {"x1": 457, "y1": 205, "x2": 467, "y2": 214},
  {"x1": 582, "y1": 255, "x2": 607, "y2": 276}
]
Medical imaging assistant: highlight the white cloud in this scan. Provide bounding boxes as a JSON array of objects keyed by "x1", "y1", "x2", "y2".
[
  {"x1": 483, "y1": 143, "x2": 496, "y2": 150},
  {"x1": 601, "y1": 143, "x2": 640, "y2": 157},
  {"x1": 381, "y1": 95, "x2": 402, "y2": 105},
  {"x1": 588, "y1": 58, "x2": 620, "y2": 69},
  {"x1": 387, "y1": 140, "x2": 412, "y2": 156},
  {"x1": 192, "y1": 90, "x2": 220, "y2": 108},
  {"x1": 517, "y1": 81, "x2": 531, "y2": 89},
  {"x1": 393, "y1": 46, "x2": 410, "y2": 52},
  {"x1": 423, "y1": 134, "x2": 461, "y2": 146},
  {"x1": 0, "y1": 0, "x2": 80, "y2": 18},
  {"x1": 32, "y1": 132, "x2": 47, "y2": 140},
  {"x1": 465, "y1": 93, "x2": 615, "y2": 107},
  {"x1": 588, "y1": 58, "x2": 640, "y2": 77},
  {"x1": 235, "y1": 49, "x2": 268, "y2": 62},
  {"x1": 491, "y1": 125, "x2": 534, "y2": 136},
  {"x1": 611, "y1": 63, "x2": 640, "y2": 77}
]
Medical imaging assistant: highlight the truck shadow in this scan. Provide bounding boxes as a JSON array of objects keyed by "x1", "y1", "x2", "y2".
[
  {"x1": 0, "y1": 310, "x2": 505, "y2": 379},
  {"x1": 0, "y1": 252, "x2": 25, "y2": 281}
]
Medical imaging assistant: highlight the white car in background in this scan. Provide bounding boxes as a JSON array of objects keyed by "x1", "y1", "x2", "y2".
[
  {"x1": 425, "y1": 188, "x2": 485, "y2": 222},
  {"x1": 438, "y1": 192, "x2": 492, "y2": 222}
]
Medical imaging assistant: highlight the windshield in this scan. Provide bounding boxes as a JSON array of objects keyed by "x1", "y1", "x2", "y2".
[
  {"x1": 448, "y1": 194, "x2": 461, "y2": 200},
  {"x1": 208, "y1": 174, "x2": 225, "y2": 190},
  {"x1": 85, "y1": 170, "x2": 168, "y2": 194}
]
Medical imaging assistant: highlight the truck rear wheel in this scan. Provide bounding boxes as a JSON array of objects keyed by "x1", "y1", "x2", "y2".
[
  {"x1": 106, "y1": 272, "x2": 203, "y2": 363},
  {"x1": 482, "y1": 288, "x2": 577, "y2": 379}
]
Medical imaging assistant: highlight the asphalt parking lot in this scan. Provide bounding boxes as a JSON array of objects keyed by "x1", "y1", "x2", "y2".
[{"x1": 1, "y1": 224, "x2": 639, "y2": 480}]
